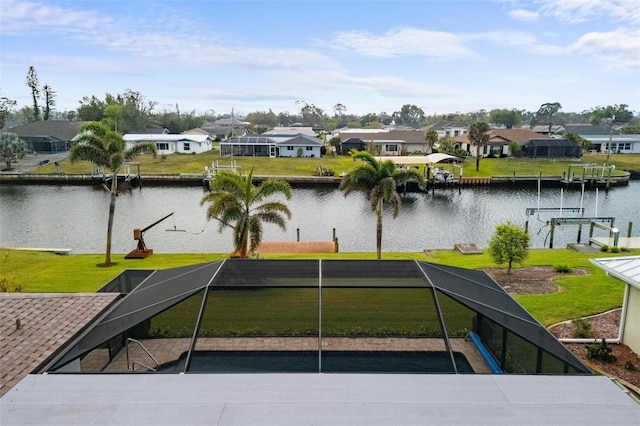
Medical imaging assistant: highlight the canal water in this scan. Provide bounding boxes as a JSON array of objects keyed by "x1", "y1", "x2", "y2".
[{"x1": 1, "y1": 181, "x2": 638, "y2": 254}]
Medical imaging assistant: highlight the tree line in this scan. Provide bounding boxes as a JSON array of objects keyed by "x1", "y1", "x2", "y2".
[{"x1": 1, "y1": 66, "x2": 639, "y2": 135}]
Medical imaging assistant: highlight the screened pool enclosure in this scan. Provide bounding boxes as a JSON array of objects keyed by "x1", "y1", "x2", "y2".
[{"x1": 43, "y1": 260, "x2": 590, "y2": 375}]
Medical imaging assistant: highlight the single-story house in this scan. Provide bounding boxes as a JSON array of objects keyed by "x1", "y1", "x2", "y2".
[
  {"x1": 590, "y1": 256, "x2": 640, "y2": 355},
  {"x1": 201, "y1": 118, "x2": 250, "y2": 141},
  {"x1": 339, "y1": 130, "x2": 430, "y2": 155},
  {"x1": 277, "y1": 134, "x2": 323, "y2": 158},
  {"x1": 220, "y1": 133, "x2": 323, "y2": 158},
  {"x1": 123, "y1": 134, "x2": 212, "y2": 155},
  {"x1": 455, "y1": 129, "x2": 581, "y2": 158},
  {"x1": 8, "y1": 120, "x2": 85, "y2": 153},
  {"x1": 2, "y1": 260, "x2": 639, "y2": 424},
  {"x1": 583, "y1": 134, "x2": 640, "y2": 154}
]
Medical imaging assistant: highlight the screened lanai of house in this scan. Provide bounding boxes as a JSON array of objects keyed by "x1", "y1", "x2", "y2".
[{"x1": 42, "y1": 260, "x2": 590, "y2": 376}]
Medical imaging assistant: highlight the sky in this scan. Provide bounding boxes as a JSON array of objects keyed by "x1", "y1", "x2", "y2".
[{"x1": 1, "y1": 0, "x2": 639, "y2": 119}]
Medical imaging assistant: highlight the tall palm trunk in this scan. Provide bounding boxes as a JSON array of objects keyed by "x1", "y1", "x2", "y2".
[
  {"x1": 239, "y1": 230, "x2": 249, "y2": 259},
  {"x1": 475, "y1": 144, "x2": 481, "y2": 171},
  {"x1": 104, "y1": 173, "x2": 117, "y2": 266},
  {"x1": 376, "y1": 215, "x2": 383, "y2": 260},
  {"x1": 376, "y1": 199, "x2": 383, "y2": 260}
]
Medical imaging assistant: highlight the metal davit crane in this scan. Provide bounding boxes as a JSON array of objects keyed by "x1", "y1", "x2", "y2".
[{"x1": 125, "y1": 212, "x2": 174, "y2": 259}]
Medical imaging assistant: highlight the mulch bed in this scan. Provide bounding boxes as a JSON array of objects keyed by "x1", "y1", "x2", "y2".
[{"x1": 485, "y1": 266, "x2": 640, "y2": 390}]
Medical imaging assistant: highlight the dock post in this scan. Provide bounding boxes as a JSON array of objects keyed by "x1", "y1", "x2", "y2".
[
  {"x1": 588, "y1": 222, "x2": 595, "y2": 245},
  {"x1": 612, "y1": 228, "x2": 620, "y2": 248}
]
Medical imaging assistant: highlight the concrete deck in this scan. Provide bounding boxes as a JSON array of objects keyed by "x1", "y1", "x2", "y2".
[{"x1": 82, "y1": 337, "x2": 491, "y2": 374}]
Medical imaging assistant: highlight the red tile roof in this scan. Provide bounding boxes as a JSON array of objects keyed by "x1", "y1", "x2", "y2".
[{"x1": 0, "y1": 293, "x2": 118, "y2": 396}]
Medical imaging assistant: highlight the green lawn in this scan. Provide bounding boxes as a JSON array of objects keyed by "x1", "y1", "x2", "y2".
[
  {"x1": 1, "y1": 248, "x2": 633, "y2": 327},
  {"x1": 32, "y1": 150, "x2": 640, "y2": 179}
]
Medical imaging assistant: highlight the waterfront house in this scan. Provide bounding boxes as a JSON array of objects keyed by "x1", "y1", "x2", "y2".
[
  {"x1": 455, "y1": 129, "x2": 581, "y2": 158},
  {"x1": 9, "y1": 120, "x2": 85, "y2": 153},
  {"x1": 123, "y1": 133, "x2": 212, "y2": 155},
  {"x1": 582, "y1": 134, "x2": 640, "y2": 154},
  {"x1": 276, "y1": 134, "x2": 323, "y2": 157},
  {"x1": 339, "y1": 129, "x2": 430, "y2": 155},
  {"x1": 220, "y1": 131, "x2": 323, "y2": 158},
  {"x1": 2, "y1": 260, "x2": 638, "y2": 424}
]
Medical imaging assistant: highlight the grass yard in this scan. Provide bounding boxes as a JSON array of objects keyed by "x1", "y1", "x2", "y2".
[
  {"x1": 1, "y1": 248, "x2": 633, "y2": 327},
  {"x1": 32, "y1": 151, "x2": 640, "y2": 180}
]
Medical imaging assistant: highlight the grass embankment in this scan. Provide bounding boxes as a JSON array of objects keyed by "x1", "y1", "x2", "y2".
[
  {"x1": 34, "y1": 151, "x2": 640, "y2": 179},
  {"x1": 1, "y1": 248, "x2": 632, "y2": 327}
]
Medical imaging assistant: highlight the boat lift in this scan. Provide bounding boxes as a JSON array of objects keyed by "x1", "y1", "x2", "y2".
[{"x1": 125, "y1": 212, "x2": 175, "y2": 259}]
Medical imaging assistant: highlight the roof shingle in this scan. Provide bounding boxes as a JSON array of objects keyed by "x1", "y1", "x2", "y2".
[{"x1": 0, "y1": 293, "x2": 118, "y2": 396}]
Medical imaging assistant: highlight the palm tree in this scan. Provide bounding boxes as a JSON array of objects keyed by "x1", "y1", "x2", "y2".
[
  {"x1": 339, "y1": 151, "x2": 424, "y2": 260},
  {"x1": 424, "y1": 129, "x2": 438, "y2": 153},
  {"x1": 201, "y1": 169, "x2": 292, "y2": 258},
  {"x1": 70, "y1": 122, "x2": 156, "y2": 266},
  {"x1": 468, "y1": 121, "x2": 490, "y2": 171}
]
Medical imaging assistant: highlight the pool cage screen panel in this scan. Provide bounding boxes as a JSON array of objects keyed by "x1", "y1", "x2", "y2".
[{"x1": 44, "y1": 260, "x2": 591, "y2": 375}]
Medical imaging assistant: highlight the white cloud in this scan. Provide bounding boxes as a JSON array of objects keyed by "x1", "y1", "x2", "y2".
[
  {"x1": 286, "y1": 70, "x2": 461, "y2": 100},
  {"x1": 508, "y1": 9, "x2": 540, "y2": 21},
  {"x1": 467, "y1": 30, "x2": 565, "y2": 55},
  {"x1": 507, "y1": 0, "x2": 640, "y2": 25},
  {"x1": 330, "y1": 27, "x2": 473, "y2": 60},
  {"x1": 0, "y1": 0, "x2": 112, "y2": 35},
  {"x1": 0, "y1": 0, "x2": 338, "y2": 72},
  {"x1": 570, "y1": 28, "x2": 640, "y2": 69}
]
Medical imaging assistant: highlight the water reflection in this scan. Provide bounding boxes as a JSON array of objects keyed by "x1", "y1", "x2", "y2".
[{"x1": 1, "y1": 181, "x2": 638, "y2": 254}]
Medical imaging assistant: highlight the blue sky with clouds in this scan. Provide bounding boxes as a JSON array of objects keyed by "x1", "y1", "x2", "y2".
[{"x1": 1, "y1": 0, "x2": 638, "y2": 118}]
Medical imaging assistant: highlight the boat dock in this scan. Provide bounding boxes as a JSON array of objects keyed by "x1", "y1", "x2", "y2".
[
  {"x1": 589, "y1": 237, "x2": 640, "y2": 249},
  {"x1": 0, "y1": 172, "x2": 631, "y2": 189},
  {"x1": 0, "y1": 247, "x2": 72, "y2": 255}
]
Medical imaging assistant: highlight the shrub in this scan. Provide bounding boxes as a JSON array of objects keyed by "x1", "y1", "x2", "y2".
[
  {"x1": 611, "y1": 246, "x2": 620, "y2": 253},
  {"x1": 572, "y1": 319, "x2": 593, "y2": 338},
  {"x1": 600, "y1": 244, "x2": 609, "y2": 252},
  {"x1": 313, "y1": 163, "x2": 335, "y2": 176},
  {"x1": 554, "y1": 264, "x2": 572, "y2": 273},
  {"x1": 586, "y1": 339, "x2": 617, "y2": 363}
]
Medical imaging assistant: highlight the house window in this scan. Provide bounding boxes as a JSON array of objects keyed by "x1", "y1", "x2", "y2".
[
  {"x1": 183, "y1": 142, "x2": 190, "y2": 151},
  {"x1": 157, "y1": 143, "x2": 169, "y2": 151},
  {"x1": 454, "y1": 130, "x2": 460, "y2": 136},
  {"x1": 287, "y1": 146, "x2": 294, "y2": 151},
  {"x1": 306, "y1": 146, "x2": 313, "y2": 151},
  {"x1": 386, "y1": 144, "x2": 398, "y2": 152}
]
